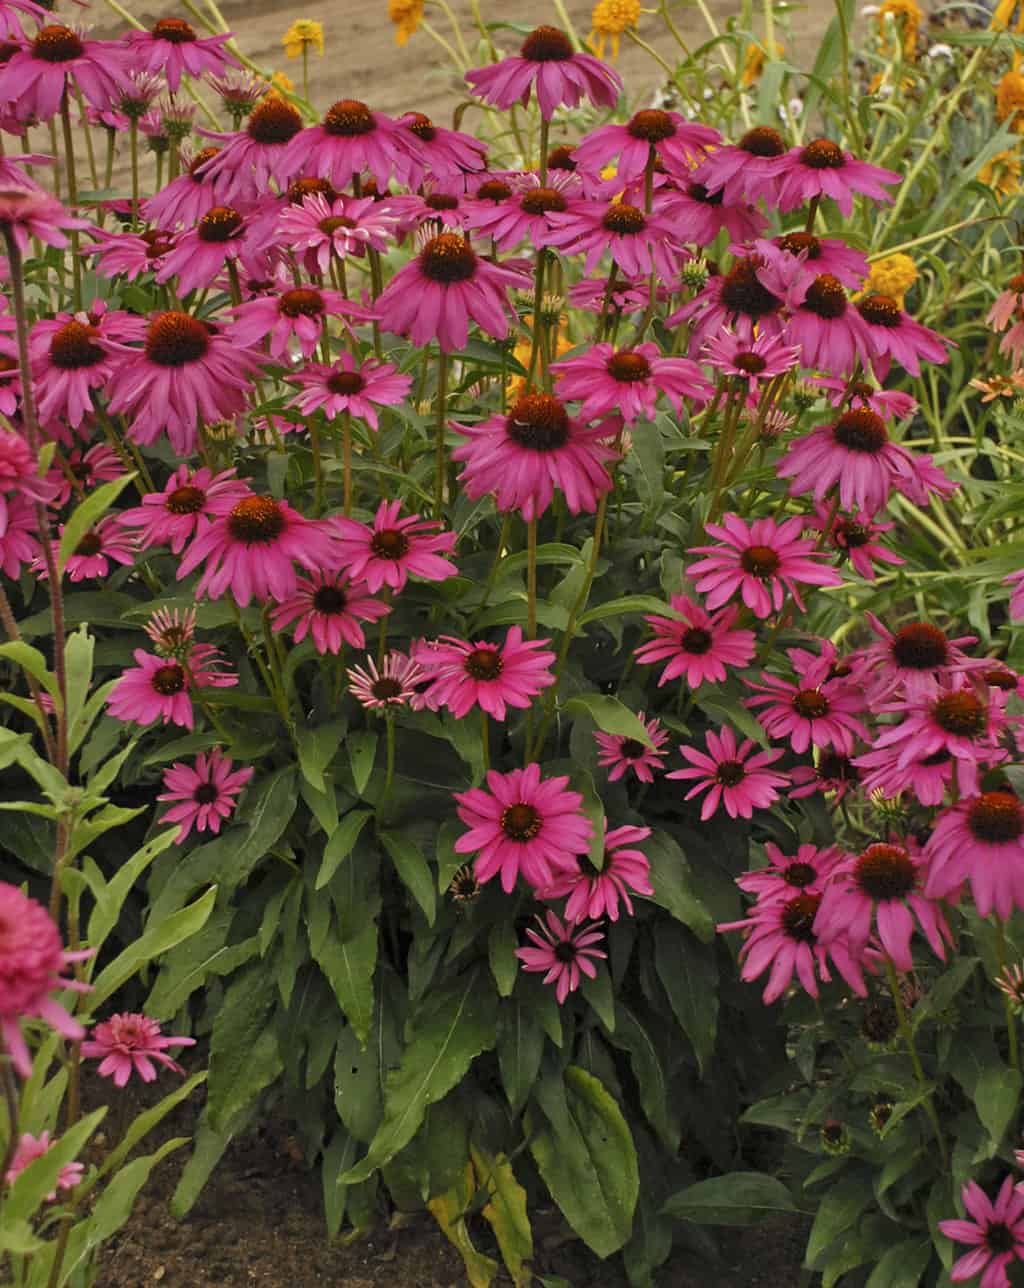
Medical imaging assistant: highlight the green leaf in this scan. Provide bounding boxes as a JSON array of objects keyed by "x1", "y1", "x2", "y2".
[
  {"x1": 170, "y1": 1103, "x2": 258, "y2": 1219},
  {"x1": 230, "y1": 765, "x2": 297, "y2": 881},
  {"x1": 472, "y1": 1146, "x2": 533, "y2": 1287},
  {"x1": 342, "y1": 969, "x2": 496, "y2": 1183},
  {"x1": 57, "y1": 473, "x2": 135, "y2": 575},
  {"x1": 563, "y1": 694, "x2": 655, "y2": 747},
  {"x1": 663, "y1": 1172, "x2": 796, "y2": 1226},
  {"x1": 207, "y1": 964, "x2": 282, "y2": 1132},
  {"x1": 577, "y1": 595, "x2": 670, "y2": 627},
  {"x1": 805, "y1": 1173, "x2": 875, "y2": 1268},
  {"x1": 975, "y1": 1064, "x2": 1022, "y2": 1149},
  {"x1": 313, "y1": 917, "x2": 378, "y2": 1046},
  {"x1": 527, "y1": 1065, "x2": 639, "y2": 1259},
  {"x1": 0, "y1": 641, "x2": 61, "y2": 707},
  {"x1": 317, "y1": 809, "x2": 373, "y2": 888},
  {"x1": 297, "y1": 719, "x2": 347, "y2": 791},
  {"x1": 87, "y1": 827, "x2": 179, "y2": 949},
  {"x1": 580, "y1": 963, "x2": 616, "y2": 1033},
  {"x1": 644, "y1": 831, "x2": 715, "y2": 941},
  {"x1": 322, "y1": 1130, "x2": 358, "y2": 1240},
  {"x1": 63, "y1": 626, "x2": 94, "y2": 743},
  {"x1": 97, "y1": 1072, "x2": 207, "y2": 1181},
  {"x1": 697, "y1": 690, "x2": 769, "y2": 748},
  {"x1": 380, "y1": 832, "x2": 436, "y2": 925},
  {"x1": 605, "y1": 1004, "x2": 679, "y2": 1151},
  {"x1": 864, "y1": 1239, "x2": 933, "y2": 1288},
  {"x1": 654, "y1": 921, "x2": 717, "y2": 1074},
  {"x1": 488, "y1": 920, "x2": 518, "y2": 998},
  {"x1": 347, "y1": 731, "x2": 378, "y2": 797},
  {"x1": 497, "y1": 998, "x2": 544, "y2": 1114}
]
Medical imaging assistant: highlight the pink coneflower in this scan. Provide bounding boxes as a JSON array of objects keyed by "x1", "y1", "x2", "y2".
[
  {"x1": 594, "y1": 712, "x2": 669, "y2": 783},
  {"x1": 153, "y1": 205, "x2": 264, "y2": 296},
  {"x1": 938, "y1": 1177, "x2": 1024, "y2": 1288},
  {"x1": 37, "y1": 515, "x2": 134, "y2": 583},
  {"x1": 207, "y1": 69, "x2": 266, "y2": 119},
  {"x1": 5, "y1": 1132, "x2": 83, "y2": 1199},
  {"x1": 0, "y1": 0, "x2": 46, "y2": 40},
  {"x1": 0, "y1": 25, "x2": 130, "y2": 123},
  {"x1": 124, "y1": 18, "x2": 237, "y2": 93},
  {"x1": 396, "y1": 111, "x2": 488, "y2": 185},
  {"x1": 0, "y1": 493, "x2": 39, "y2": 577},
  {"x1": 157, "y1": 747, "x2": 254, "y2": 842},
  {"x1": 107, "y1": 643, "x2": 236, "y2": 731},
  {"x1": 463, "y1": 172, "x2": 587, "y2": 252},
  {"x1": 774, "y1": 138, "x2": 901, "y2": 217},
  {"x1": 175, "y1": 493, "x2": 337, "y2": 606},
  {"x1": 782, "y1": 272, "x2": 875, "y2": 375},
  {"x1": 451, "y1": 393, "x2": 619, "y2": 522},
  {"x1": 871, "y1": 682, "x2": 1007, "y2": 796},
  {"x1": 573, "y1": 108, "x2": 718, "y2": 183},
  {"x1": 717, "y1": 892, "x2": 867, "y2": 1003},
  {"x1": 667, "y1": 725, "x2": 789, "y2": 821},
  {"x1": 568, "y1": 274, "x2": 649, "y2": 315},
  {"x1": 543, "y1": 824, "x2": 653, "y2": 922},
  {"x1": 82, "y1": 1013, "x2": 196, "y2": 1087},
  {"x1": 0, "y1": 187, "x2": 85, "y2": 256},
  {"x1": 282, "y1": 99, "x2": 422, "y2": 190},
  {"x1": 702, "y1": 329, "x2": 800, "y2": 393},
  {"x1": 453, "y1": 763, "x2": 593, "y2": 893},
  {"x1": 0, "y1": 882, "x2": 91, "y2": 1077},
  {"x1": 1007, "y1": 570, "x2": 1024, "y2": 622},
  {"x1": 119, "y1": 466, "x2": 248, "y2": 555},
  {"x1": 228, "y1": 287, "x2": 373, "y2": 362},
  {"x1": 269, "y1": 570, "x2": 390, "y2": 654},
  {"x1": 690, "y1": 125, "x2": 789, "y2": 203},
  {"x1": 662, "y1": 183, "x2": 767, "y2": 246},
  {"x1": 686, "y1": 513, "x2": 843, "y2": 619},
  {"x1": 48, "y1": 443, "x2": 123, "y2": 508},
  {"x1": 635, "y1": 594, "x2": 756, "y2": 688},
  {"x1": 736, "y1": 842, "x2": 842, "y2": 905},
  {"x1": 856, "y1": 293, "x2": 950, "y2": 379},
  {"x1": 854, "y1": 741, "x2": 953, "y2": 807},
  {"x1": 925, "y1": 791, "x2": 1024, "y2": 919},
  {"x1": 105, "y1": 311, "x2": 259, "y2": 456},
  {"x1": 466, "y1": 25, "x2": 621, "y2": 119},
  {"x1": 809, "y1": 504, "x2": 904, "y2": 580},
  {"x1": 200, "y1": 96, "x2": 304, "y2": 201},
  {"x1": 789, "y1": 750, "x2": 861, "y2": 802},
  {"x1": 814, "y1": 841, "x2": 951, "y2": 969},
  {"x1": 551, "y1": 342, "x2": 712, "y2": 422},
  {"x1": 669, "y1": 256, "x2": 785, "y2": 347},
  {"x1": 515, "y1": 911, "x2": 607, "y2": 1003},
  {"x1": 763, "y1": 231, "x2": 870, "y2": 290},
  {"x1": 288, "y1": 354, "x2": 410, "y2": 429},
  {"x1": 377, "y1": 232, "x2": 524, "y2": 351},
  {"x1": 86, "y1": 226, "x2": 176, "y2": 280},
  {"x1": 415, "y1": 626, "x2": 555, "y2": 720},
  {"x1": 744, "y1": 648, "x2": 869, "y2": 756},
  {"x1": 346, "y1": 651, "x2": 423, "y2": 710},
  {"x1": 143, "y1": 146, "x2": 226, "y2": 229},
  {"x1": 144, "y1": 606, "x2": 196, "y2": 657},
  {"x1": 856, "y1": 614, "x2": 984, "y2": 704},
  {"x1": 811, "y1": 375, "x2": 917, "y2": 422},
  {"x1": 30, "y1": 302, "x2": 133, "y2": 430},
  {"x1": 277, "y1": 192, "x2": 396, "y2": 274},
  {"x1": 0, "y1": 431, "x2": 51, "y2": 504},
  {"x1": 546, "y1": 198, "x2": 685, "y2": 281},
  {"x1": 331, "y1": 498, "x2": 457, "y2": 593},
  {"x1": 988, "y1": 271, "x2": 1024, "y2": 334}
]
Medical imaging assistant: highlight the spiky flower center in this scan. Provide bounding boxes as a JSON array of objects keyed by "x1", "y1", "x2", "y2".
[
  {"x1": 226, "y1": 496, "x2": 285, "y2": 545},
  {"x1": 857, "y1": 293, "x2": 901, "y2": 327},
  {"x1": 279, "y1": 288, "x2": 324, "y2": 318},
  {"x1": 501, "y1": 802, "x2": 542, "y2": 840},
  {"x1": 720, "y1": 259, "x2": 781, "y2": 319},
  {"x1": 680, "y1": 626, "x2": 713, "y2": 654},
  {"x1": 818, "y1": 751, "x2": 858, "y2": 782},
  {"x1": 418, "y1": 233, "x2": 476, "y2": 283},
  {"x1": 141, "y1": 229, "x2": 173, "y2": 258},
  {"x1": 152, "y1": 17, "x2": 197, "y2": 42},
  {"x1": 464, "y1": 647, "x2": 503, "y2": 681},
  {"x1": 781, "y1": 892, "x2": 821, "y2": 942},
  {"x1": 507, "y1": 394, "x2": 570, "y2": 452},
  {"x1": 777, "y1": 231, "x2": 821, "y2": 259},
  {"x1": 739, "y1": 125, "x2": 786, "y2": 157},
  {"x1": 369, "y1": 528, "x2": 410, "y2": 560},
  {"x1": 188, "y1": 146, "x2": 220, "y2": 177},
  {"x1": 833, "y1": 409, "x2": 887, "y2": 453},
  {"x1": 836, "y1": 519, "x2": 871, "y2": 548},
  {"x1": 715, "y1": 759, "x2": 745, "y2": 787},
  {"x1": 165, "y1": 484, "x2": 206, "y2": 515},
  {"x1": 312, "y1": 584, "x2": 346, "y2": 614},
  {"x1": 197, "y1": 206, "x2": 243, "y2": 243},
  {"x1": 602, "y1": 203, "x2": 646, "y2": 234},
  {"x1": 627, "y1": 109, "x2": 676, "y2": 142},
  {"x1": 802, "y1": 273, "x2": 847, "y2": 319},
  {"x1": 31, "y1": 24, "x2": 83, "y2": 62},
  {"x1": 145, "y1": 312, "x2": 210, "y2": 366},
  {"x1": 520, "y1": 25, "x2": 573, "y2": 60},
  {"x1": 75, "y1": 530, "x2": 102, "y2": 557},
  {"x1": 425, "y1": 193, "x2": 459, "y2": 211},
  {"x1": 687, "y1": 182, "x2": 723, "y2": 206},
  {"x1": 968, "y1": 791, "x2": 1024, "y2": 844},
  {"x1": 520, "y1": 187, "x2": 568, "y2": 215},
  {"x1": 985, "y1": 667, "x2": 1019, "y2": 691},
  {"x1": 619, "y1": 738, "x2": 646, "y2": 759},
  {"x1": 327, "y1": 370, "x2": 364, "y2": 396},
  {"x1": 247, "y1": 96, "x2": 302, "y2": 144},
  {"x1": 319, "y1": 215, "x2": 356, "y2": 234},
  {"x1": 372, "y1": 677, "x2": 403, "y2": 701},
  {"x1": 546, "y1": 145, "x2": 577, "y2": 171},
  {"x1": 324, "y1": 99, "x2": 375, "y2": 136},
  {"x1": 152, "y1": 663, "x2": 186, "y2": 695},
  {"x1": 194, "y1": 781, "x2": 219, "y2": 804},
  {"x1": 405, "y1": 112, "x2": 435, "y2": 141},
  {"x1": 733, "y1": 351, "x2": 767, "y2": 374},
  {"x1": 476, "y1": 179, "x2": 513, "y2": 203},
  {"x1": 739, "y1": 544, "x2": 781, "y2": 578},
  {"x1": 800, "y1": 138, "x2": 845, "y2": 169},
  {"x1": 287, "y1": 176, "x2": 336, "y2": 204},
  {"x1": 49, "y1": 320, "x2": 104, "y2": 370},
  {"x1": 854, "y1": 844, "x2": 915, "y2": 900},
  {"x1": 784, "y1": 861, "x2": 817, "y2": 888},
  {"x1": 932, "y1": 691, "x2": 987, "y2": 738},
  {"x1": 606, "y1": 350, "x2": 651, "y2": 382},
  {"x1": 986, "y1": 1224, "x2": 1016, "y2": 1255},
  {"x1": 793, "y1": 688, "x2": 829, "y2": 719},
  {"x1": 891, "y1": 622, "x2": 948, "y2": 670}
]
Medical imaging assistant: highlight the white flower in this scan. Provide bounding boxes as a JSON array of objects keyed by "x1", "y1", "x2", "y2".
[{"x1": 926, "y1": 42, "x2": 954, "y2": 60}]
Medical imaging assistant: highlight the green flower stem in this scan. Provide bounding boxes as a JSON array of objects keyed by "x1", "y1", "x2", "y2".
[
  {"x1": 434, "y1": 349, "x2": 449, "y2": 520},
  {"x1": 883, "y1": 956, "x2": 948, "y2": 1167},
  {"x1": 73, "y1": 87, "x2": 98, "y2": 190},
  {"x1": 480, "y1": 707, "x2": 490, "y2": 776},
  {"x1": 342, "y1": 409, "x2": 353, "y2": 515},
  {"x1": 707, "y1": 378, "x2": 745, "y2": 521},
  {"x1": 59, "y1": 93, "x2": 82, "y2": 311},
  {"x1": 525, "y1": 248, "x2": 548, "y2": 392},
  {"x1": 309, "y1": 419, "x2": 324, "y2": 516},
  {"x1": 526, "y1": 518, "x2": 538, "y2": 640},
  {"x1": 129, "y1": 119, "x2": 140, "y2": 227},
  {"x1": 995, "y1": 919, "x2": 1021, "y2": 1072},
  {"x1": 0, "y1": 585, "x2": 57, "y2": 763},
  {"x1": 467, "y1": 513, "x2": 511, "y2": 633},
  {"x1": 382, "y1": 714, "x2": 396, "y2": 804}
]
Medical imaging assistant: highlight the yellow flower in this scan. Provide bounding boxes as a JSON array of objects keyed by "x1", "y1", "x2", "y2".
[
  {"x1": 997, "y1": 70, "x2": 1024, "y2": 134},
  {"x1": 389, "y1": 0, "x2": 424, "y2": 47},
  {"x1": 991, "y1": 0, "x2": 1024, "y2": 33},
  {"x1": 864, "y1": 254, "x2": 918, "y2": 310},
  {"x1": 507, "y1": 318, "x2": 572, "y2": 401},
  {"x1": 741, "y1": 41, "x2": 784, "y2": 87},
  {"x1": 980, "y1": 149, "x2": 1023, "y2": 200},
  {"x1": 587, "y1": 0, "x2": 640, "y2": 61},
  {"x1": 282, "y1": 20, "x2": 324, "y2": 59},
  {"x1": 877, "y1": 0, "x2": 922, "y2": 60},
  {"x1": 267, "y1": 71, "x2": 295, "y2": 99}
]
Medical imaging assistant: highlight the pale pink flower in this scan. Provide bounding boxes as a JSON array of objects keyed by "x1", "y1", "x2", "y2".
[
  {"x1": 157, "y1": 747, "x2": 253, "y2": 842},
  {"x1": 5, "y1": 1132, "x2": 83, "y2": 1199},
  {"x1": 82, "y1": 1013, "x2": 196, "y2": 1086}
]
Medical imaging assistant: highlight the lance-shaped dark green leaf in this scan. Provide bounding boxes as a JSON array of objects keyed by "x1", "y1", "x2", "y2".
[{"x1": 663, "y1": 1172, "x2": 797, "y2": 1225}]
